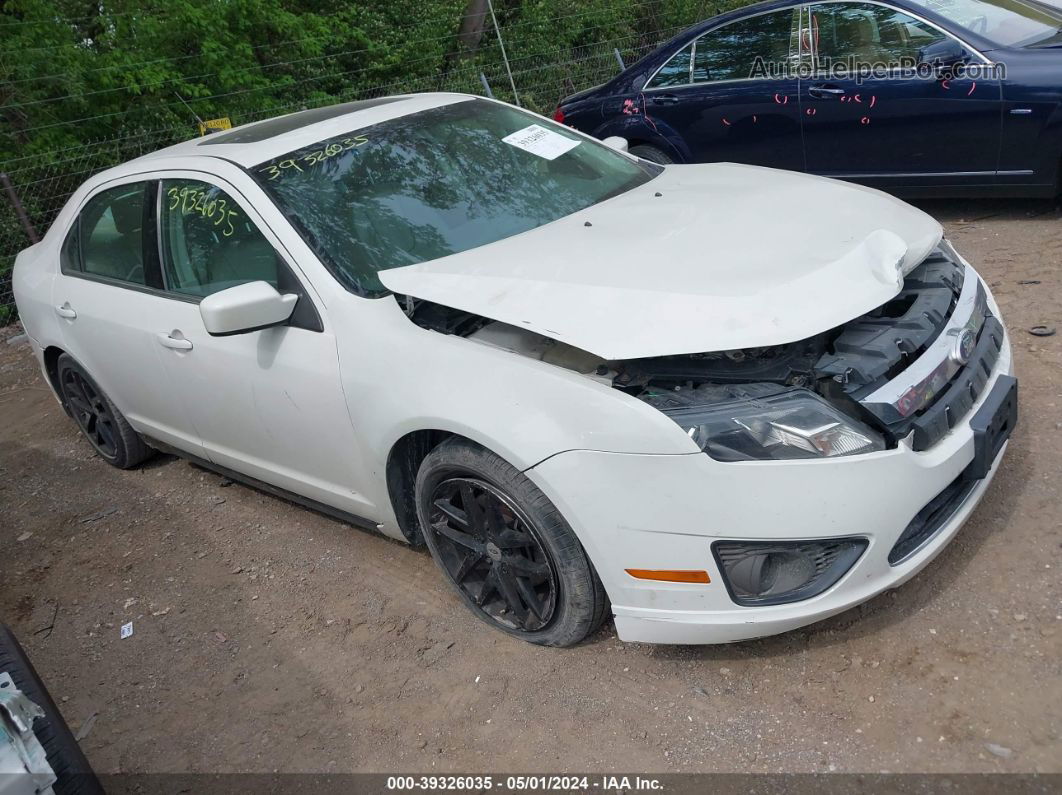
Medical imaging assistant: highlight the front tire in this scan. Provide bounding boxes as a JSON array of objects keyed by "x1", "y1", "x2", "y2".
[
  {"x1": 629, "y1": 144, "x2": 675, "y2": 164},
  {"x1": 415, "y1": 438, "x2": 609, "y2": 647},
  {"x1": 56, "y1": 354, "x2": 153, "y2": 469}
]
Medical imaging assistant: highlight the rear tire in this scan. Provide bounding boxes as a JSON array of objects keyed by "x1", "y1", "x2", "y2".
[
  {"x1": 56, "y1": 354, "x2": 153, "y2": 469},
  {"x1": 0, "y1": 624, "x2": 103, "y2": 795},
  {"x1": 629, "y1": 144, "x2": 675, "y2": 164},
  {"x1": 415, "y1": 438, "x2": 609, "y2": 647}
]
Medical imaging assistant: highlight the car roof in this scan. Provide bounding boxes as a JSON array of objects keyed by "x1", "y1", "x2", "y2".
[{"x1": 123, "y1": 92, "x2": 475, "y2": 172}]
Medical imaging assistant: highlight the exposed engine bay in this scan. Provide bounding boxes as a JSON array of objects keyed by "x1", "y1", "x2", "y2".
[{"x1": 399, "y1": 245, "x2": 970, "y2": 449}]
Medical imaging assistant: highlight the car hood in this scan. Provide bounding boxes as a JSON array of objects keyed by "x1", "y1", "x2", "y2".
[{"x1": 378, "y1": 163, "x2": 942, "y2": 360}]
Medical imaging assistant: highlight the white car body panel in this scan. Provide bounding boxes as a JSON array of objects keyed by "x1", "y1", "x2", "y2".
[
  {"x1": 11, "y1": 93, "x2": 1015, "y2": 644},
  {"x1": 379, "y1": 164, "x2": 942, "y2": 360}
]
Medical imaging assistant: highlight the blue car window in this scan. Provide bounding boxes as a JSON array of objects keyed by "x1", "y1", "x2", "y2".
[
  {"x1": 691, "y1": 9, "x2": 800, "y2": 84},
  {"x1": 811, "y1": 2, "x2": 947, "y2": 66},
  {"x1": 646, "y1": 43, "x2": 693, "y2": 88}
]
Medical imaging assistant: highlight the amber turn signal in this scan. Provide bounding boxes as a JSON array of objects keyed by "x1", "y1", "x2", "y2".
[{"x1": 625, "y1": 569, "x2": 710, "y2": 584}]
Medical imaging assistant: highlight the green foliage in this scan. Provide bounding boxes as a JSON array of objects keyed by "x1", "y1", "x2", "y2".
[
  {"x1": 0, "y1": 0, "x2": 749, "y2": 322},
  {"x1": 0, "y1": 0, "x2": 749, "y2": 160}
]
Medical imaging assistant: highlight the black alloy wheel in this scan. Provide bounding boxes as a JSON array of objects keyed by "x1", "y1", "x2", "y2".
[
  {"x1": 60, "y1": 367, "x2": 118, "y2": 461},
  {"x1": 427, "y1": 477, "x2": 557, "y2": 632},
  {"x1": 55, "y1": 354, "x2": 153, "y2": 469}
]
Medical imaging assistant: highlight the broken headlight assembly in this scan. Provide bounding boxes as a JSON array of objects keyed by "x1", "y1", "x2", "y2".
[
  {"x1": 712, "y1": 538, "x2": 869, "y2": 606},
  {"x1": 660, "y1": 388, "x2": 885, "y2": 462}
]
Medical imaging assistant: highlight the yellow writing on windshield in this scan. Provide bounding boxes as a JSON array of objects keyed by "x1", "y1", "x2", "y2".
[{"x1": 258, "y1": 135, "x2": 369, "y2": 181}]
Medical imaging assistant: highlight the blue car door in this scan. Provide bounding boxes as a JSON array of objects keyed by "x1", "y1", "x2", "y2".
[
  {"x1": 639, "y1": 6, "x2": 805, "y2": 171},
  {"x1": 799, "y1": 1, "x2": 1002, "y2": 188}
]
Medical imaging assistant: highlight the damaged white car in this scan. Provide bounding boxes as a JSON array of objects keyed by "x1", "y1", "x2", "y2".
[{"x1": 13, "y1": 94, "x2": 1016, "y2": 646}]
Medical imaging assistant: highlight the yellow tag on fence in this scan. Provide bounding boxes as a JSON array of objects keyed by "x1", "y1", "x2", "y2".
[{"x1": 198, "y1": 117, "x2": 233, "y2": 136}]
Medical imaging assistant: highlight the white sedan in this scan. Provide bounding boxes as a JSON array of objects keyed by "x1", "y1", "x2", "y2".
[{"x1": 13, "y1": 94, "x2": 1016, "y2": 646}]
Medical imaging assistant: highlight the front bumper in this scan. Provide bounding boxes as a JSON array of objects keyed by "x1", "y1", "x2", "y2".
[{"x1": 526, "y1": 331, "x2": 1014, "y2": 645}]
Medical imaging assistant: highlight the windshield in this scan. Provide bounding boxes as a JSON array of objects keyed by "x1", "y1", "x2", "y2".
[
  {"x1": 254, "y1": 99, "x2": 658, "y2": 296},
  {"x1": 908, "y1": 0, "x2": 1062, "y2": 47}
]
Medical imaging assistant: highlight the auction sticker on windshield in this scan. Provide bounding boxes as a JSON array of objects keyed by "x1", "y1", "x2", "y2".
[{"x1": 502, "y1": 124, "x2": 580, "y2": 160}]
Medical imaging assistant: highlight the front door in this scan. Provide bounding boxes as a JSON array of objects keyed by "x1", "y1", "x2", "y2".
[
  {"x1": 800, "y1": 1, "x2": 1002, "y2": 187},
  {"x1": 642, "y1": 6, "x2": 805, "y2": 171},
  {"x1": 148, "y1": 176, "x2": 377, "y2": 518}
]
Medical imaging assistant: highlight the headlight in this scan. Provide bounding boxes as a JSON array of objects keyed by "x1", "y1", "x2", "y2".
[
  {"x1": 712, "y1": 538, "x2": 868, "y2": 606},
  {"x1": 659, "y1": 387, "x2": 885, "y2": 461}
]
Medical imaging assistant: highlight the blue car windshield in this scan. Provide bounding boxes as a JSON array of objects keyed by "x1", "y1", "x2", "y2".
[
  {"x1": 908, "y1": 0, "x2": 1062, "y2": 47},
  {"x1": 253, "y1": 99, "x2": 659, "y2": 296}
]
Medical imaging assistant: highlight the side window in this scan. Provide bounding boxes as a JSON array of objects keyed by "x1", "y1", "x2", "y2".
[
  {"x1": 159, "y1": 178, "x2": 322, "y2": 331},
  {"x1": 160, "y1": 179, "x2": 281, "y2": 297},
  {"x1": 77, "y1": 183, "x2": 148, "y2": 285},
  {"x1": 692, "y1": 10, "x2": 800, "y2": 84},
  {"x1": 811, "y1": 2, "x2": 947, "y2": 65},
  {"x1": 646, "y1": 42, "x2": 693, "y2": 88}
]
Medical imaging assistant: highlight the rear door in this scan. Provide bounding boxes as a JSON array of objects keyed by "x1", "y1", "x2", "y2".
[
  {"x1": 642, "y1": 6, "x2": 805, "y2": 170},
  {"x1": 800, "y1": 1, "x2": 1002, "y2": 186},
  {"x1": 52, "y1": 179, "x2": 205, "y2": 456}
]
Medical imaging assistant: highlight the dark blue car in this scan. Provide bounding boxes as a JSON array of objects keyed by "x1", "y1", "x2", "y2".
[{"x1": 556, "y1": 0, "x2": 1062, "y2": 196}]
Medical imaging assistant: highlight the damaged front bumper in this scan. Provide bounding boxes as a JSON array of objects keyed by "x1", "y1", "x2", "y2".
[{"x1": 525, "y1": 296, "x2": 1014, "y2": 645}]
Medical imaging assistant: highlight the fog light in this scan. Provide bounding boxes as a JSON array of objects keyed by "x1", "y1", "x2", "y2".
[{"x1": 712, "y1": 538, "x2": 867, "y2": 606}]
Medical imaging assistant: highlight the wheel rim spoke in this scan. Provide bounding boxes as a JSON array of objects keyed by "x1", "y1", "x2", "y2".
[
  {"x1": 451, "y1": 551, "x2": 482, "y2": 584},
  {"x1": 515, "y1": 576, "x2": 545, "y2": 622},
  {"x1": 495, "y1": 527, "x2": 532, "y2": 549},
  {"x1": 433, "y1": 521, "x2": 485, "y2": 554},
  {"x1": 433, "y1": 497, "x2": 469, "y2": 529},
  {"x1": 501, "y1": 553, "x2": 550, "y2": 580},
  {"x1": 476, "y1": 568, "x2": 497, "y2": 606},
  {"x1": 459, "y1": 483, "x2": 486, "y2": 537},
  {"x1": 429, "y1": 477, "x2": 558, "y2": 633},
  {"x1": 494, "y1": 565, "x2": 529, "y2": 626}
]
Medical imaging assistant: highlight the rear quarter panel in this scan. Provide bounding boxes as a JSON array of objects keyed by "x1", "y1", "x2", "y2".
[{"x1": 12, "y1": 241, "x2": 61, "y2": 350}]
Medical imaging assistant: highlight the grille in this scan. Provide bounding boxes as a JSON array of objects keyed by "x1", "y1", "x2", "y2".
[{"x1": 909, "y1": 317, "x2": 1004, "y2": 450}]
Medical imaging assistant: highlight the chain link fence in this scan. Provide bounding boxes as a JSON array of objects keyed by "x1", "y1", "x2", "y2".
[{"x1": 0, "y1": 23, "x2": 683, "y2": 326}]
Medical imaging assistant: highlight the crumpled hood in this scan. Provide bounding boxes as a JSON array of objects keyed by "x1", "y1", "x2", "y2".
[{"x1": 379, "y1": 162, "x2": 942, "y2": 360}]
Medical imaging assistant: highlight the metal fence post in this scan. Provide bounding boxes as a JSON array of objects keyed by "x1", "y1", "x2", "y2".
[
  {"x1": 479, "y1": 72, "x2": 495, "y2": 99},
  {"x1": 613, "y1": 48, "x2": 626, "y2": 71},
  {"x1": 486, "y1": 0, "x2": 520, "y2": 106},
  {"x1": 0, "y1": 173, "x2": 39, "y2": 245}
]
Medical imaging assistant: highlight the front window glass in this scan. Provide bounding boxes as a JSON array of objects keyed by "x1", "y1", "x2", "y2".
[
  {"x1": 160, "y1": 179, "x2": 280, "y2": 297},
  {"x1": 79, "y1": 183, "x2": 147, "y2": 285},
  {"x1": 812, "y1": 3, "x2": 947, "y2": 65},
  {"x1": 253, "y1": 99, "x2": 657, "y2": 296},
  {"x1": 907, "y1": 0, "x2": 1062, "y2": 47},
  {"x1": 692, "y1": 10, "x2": 800, "y2": 83}
]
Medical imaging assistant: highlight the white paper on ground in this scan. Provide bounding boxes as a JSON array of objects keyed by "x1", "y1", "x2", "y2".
[{"x1": 502, "y1": 124, "x2": 580, "y2": 160}]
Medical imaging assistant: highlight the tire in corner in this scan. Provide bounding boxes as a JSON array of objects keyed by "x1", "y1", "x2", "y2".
[
  {"x1": 56, "y1": 353, "x2": 154, "y2": 469},
  {"x1": 0, "y1": 624, "x2": 103, "y2": 795},
  {"x1": 415, "y1": 438, "x2": 609, "y2": 647},
  {"x1": 629, "y1": 144, "x2": 675, "y2": 164}
]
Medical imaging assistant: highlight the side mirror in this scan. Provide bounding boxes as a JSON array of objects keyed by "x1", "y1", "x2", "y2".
[
  {"x1": 199, "y1": 281, "x2": 298, "y2": 336},
  {"x1": 918, "y1": 39, "x2": 967, "y2": 75},
  {"x1": 602, "y1": 135, "x2": 629, "y2": 153}
]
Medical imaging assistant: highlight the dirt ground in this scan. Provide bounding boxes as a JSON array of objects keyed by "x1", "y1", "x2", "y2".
[{"x1": 1, "y1": 197, "x2": 1060, "y2": 775}]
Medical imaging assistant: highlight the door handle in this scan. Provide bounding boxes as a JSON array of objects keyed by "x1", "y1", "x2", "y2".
[
  {"x1": 54, "y1": 303, "x2": 76, "y2": 319},
  {"x1": 156, "y1": 332, "x2": 193, "y2": 351},
  {"x1": 809, "y1": 85, "x2": 846, "y2": 98},
  {"x1": 652, "y1": 93, "x2": 680, "y2": 105}
]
